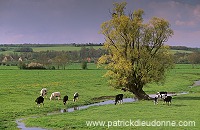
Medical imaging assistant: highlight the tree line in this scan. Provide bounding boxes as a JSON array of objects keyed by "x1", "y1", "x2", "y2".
[
  {"x1": 0, "y1": 46, "x2": 107, "y2": 69},
  {"x1": 174, "y1": 51, "x2": 200, "y2": 65},
  {"x1": 0, "y1": 44, "x2": 200, "y2": 69},
  {"x1": 169, "y1": 46, "x2": 200, "y2": 51}
]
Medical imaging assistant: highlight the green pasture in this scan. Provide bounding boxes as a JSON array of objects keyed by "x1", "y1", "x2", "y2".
[
  {"x1": 0, "y1": 45, "x2": 103, "y2": 55},
  {"x1": 170, "y1": 49, "x2": 193, "y2": 54},
  {"x1": 0, "y1": 64, "x2": 200, "y2": 130},
  {"x1": 32, "y1": 45, "x2": 103, "y2": 52},
  {"x1": 25, "y1": 93, "x2": 199, "y2": 130},
  {"x1": 2, "y1": 45, "x2": 194, "y2": 55},
  {"x1": 32, "y1": 46, "x2": 79, "y2": 52},
  {"x1": 0, "y1": 63, "x2": 119, "y2": 129}
]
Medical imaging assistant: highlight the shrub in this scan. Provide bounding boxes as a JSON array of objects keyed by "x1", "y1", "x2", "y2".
[
  {"x1": 19, "y1": 62, "x2": 46, "y2": 69},
  {"x1": 14, "y1": 47, "x2": 33, "y2": 52},
  {"x1": 27, "y1": 62, "x2": 46, "y2": 69},
  {"x1": 18, "y1": 62, "x2": 27, "y2": 69},
  {"x1": 81, "y1": 61, "x2": 87, "y2": 70}
]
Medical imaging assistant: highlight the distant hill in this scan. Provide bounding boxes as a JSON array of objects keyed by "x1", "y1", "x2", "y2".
[{"x1": 169, "y1": 46, "x2": 200, "y2": 52}]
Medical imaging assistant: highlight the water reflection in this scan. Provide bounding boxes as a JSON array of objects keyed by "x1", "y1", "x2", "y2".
[{"x1": 58, "y1": 98, "x2": 136, "y2": 113}]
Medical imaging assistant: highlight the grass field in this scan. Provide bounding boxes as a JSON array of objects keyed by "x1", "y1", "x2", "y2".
[
  {"x1": 0, "y1": 45, "x2": 103, "y2": 54},
  {"x1": 0, "y1": 64, "x2": 200, "y2": 130},
  {"x1": 0, "y1": 45, "x2": 193, "y2": 54},
  {"x1": 25, "y1": 93, "x2": 200, "y2": 130},
  {"x1": 32, "y1": 45, "x2": 103, "y2": 52},
  {"x1": 170, "y1": 49, "x2": 193, "y2": 54}
]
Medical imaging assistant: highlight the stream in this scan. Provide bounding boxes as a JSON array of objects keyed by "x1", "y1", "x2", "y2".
[
  {"x1": 16, "y1": 118, "x2": 47, "y2": 130},
  {"x1": 191, "y1": 80, "x2": 200, "y2": 87},
  {"x1": 48, "y1": 97, "x2": 136, "y2": 115},
  {"x1": 16, "y1": 98, "x2": 136, "y2": 130},
  {"x1": 16, "y1": 80, "x2": 198, "y2": 130}
]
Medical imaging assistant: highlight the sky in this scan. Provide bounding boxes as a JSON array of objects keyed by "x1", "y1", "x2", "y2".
[{"x1": 0, "y1": 0, "x2": 200, "y2": 47}]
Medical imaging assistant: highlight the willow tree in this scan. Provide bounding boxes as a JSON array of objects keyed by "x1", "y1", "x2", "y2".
[{"x1": 98, "y1": 2, "x2": 174, "y2": 100}]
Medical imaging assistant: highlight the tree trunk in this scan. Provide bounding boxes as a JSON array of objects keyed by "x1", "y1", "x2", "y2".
[
  {"x1": 128, "y1": 83, "x2": 151, "y2": 100},
  {"x1": 133, "y1": 89, "x2": 150, "y2": 100}
]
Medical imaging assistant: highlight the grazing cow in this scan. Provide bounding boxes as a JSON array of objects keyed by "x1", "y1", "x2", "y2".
[
  {"x1": 154, "y1": 91, "x2": 167, "y2": 105},
  {"x1": 50, "y1": 92, "x2": 61, "y2": 100},
  {"x1": 157, "y1": 91, "x2": 167, "y2": 99},
  {"x1": 35, "y1": 96, "x2": 44, "y2": 107},
  {"x1": 63, "y1": 95, "x2": 68, "y2": 105},
  {"x1": 73, "y1": 92, "x2": 79, "y2": 102},
  {"x1": 154, "y1": 95, "x2": 159, "y2": 105},
  {"x1": 163, "y1": 96, "x2": 172, "y2": 105},
  {"x1": 40, "y1": 88, "x2": 47, "y2": 98},
  {"x1": 115, "y1": 94, "x2": 123, "y2": 105}
]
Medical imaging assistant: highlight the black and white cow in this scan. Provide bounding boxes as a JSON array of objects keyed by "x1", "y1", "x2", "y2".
[
  {"x1": 157, "y1": 91, "x2": 167, "y2": 99},
  {"x1": 164, "y1": 96, "x2": 172, "y2": 105},
  {"x1": 35, "y1": 96, "x2": 44, "y2": 107},
  {"x1": 154, "y1": 95, "x2": 159, "y2": 105},
  {"x1": 115, "y1": 94, "x2": 123, "y2": 105},
  {"x1": 40, "y1": 88, "x2": 47, "y2": 98},
  {"x1": 63, "y1": 95, "x2": 68, "y2": 105},
  {"x1": 154, "y1": 91, "x2": 167, "y2": 105},
  {"x1": 73, "y1": 92, "x2": 79, "y2": 102}
]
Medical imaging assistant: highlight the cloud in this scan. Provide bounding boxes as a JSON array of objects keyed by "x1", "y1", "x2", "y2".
[
  {"x1": 139, "y1": 0, "x2": 200, "y2": 47},
  {"x1": 193, "y1": 5, "x2": 200, "y2": 19},
  {"x1": 175, "y1": 20, "x2": 196, "y2": 26},
  {"x1": 174, "y1": 4, "x2": 200, "y2": 29},
  {"x1": 0, "y1": 0, "x2": 199, "y2": 47},
  {"x1": 146, "y1": 0, "x2": 200, "y2": 29},
  {"x1": 167, "y1": 30, "x2": 200, "y2": 47}
]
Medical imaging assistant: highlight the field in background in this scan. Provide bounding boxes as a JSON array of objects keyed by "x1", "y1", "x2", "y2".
[
  {"x1": 0, "y1": 45, "x2": 103, "y2": 55},
  {"x1": 32, "y1": 45, "x2": 103, "y2": 52},
  {"x1": 0, "y1": 44, "x2": 196, "y2": 54},
  {"x1": 170, "y1": 49, "x2": 193, "y2": 54},
  {"x1": 0, "y1": 64, "x2": 200, "y2": 129}
]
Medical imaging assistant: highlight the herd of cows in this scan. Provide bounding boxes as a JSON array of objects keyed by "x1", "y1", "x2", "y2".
[
  {"x1": 35, "y1": 88, "x2": 79, "y2": 107},
  {"x1": 114, "y1": 91, "x2": 172, "y2": 106},
  {"x1": 35, "y1": 88, "x2": 172, "y2": 107}
]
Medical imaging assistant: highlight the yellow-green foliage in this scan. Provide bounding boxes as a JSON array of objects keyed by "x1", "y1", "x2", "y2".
[{"x1": 98, "y1": 2, "x2": 174, "y2": 97}]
